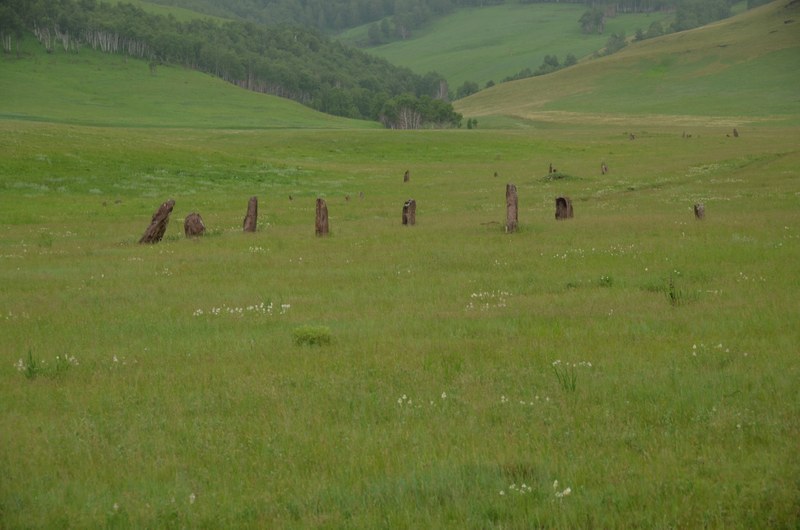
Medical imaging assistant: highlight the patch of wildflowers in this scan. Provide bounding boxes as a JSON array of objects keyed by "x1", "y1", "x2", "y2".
[
  {"x1": 465, "y1": 290, "x2": 512, "y2": 311},
  {"x1": 193, "y1": 301, "x2": 290, "y2": 318}
]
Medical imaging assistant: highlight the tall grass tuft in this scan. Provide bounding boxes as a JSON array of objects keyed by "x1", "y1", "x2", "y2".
[{"x1": 293, "y1": 325, "x2": 333, "y2": 346}]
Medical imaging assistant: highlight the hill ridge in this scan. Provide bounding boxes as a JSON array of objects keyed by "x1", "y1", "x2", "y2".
[{"x1": 454, "y1": 0, "x2": 800, "y2": 127}]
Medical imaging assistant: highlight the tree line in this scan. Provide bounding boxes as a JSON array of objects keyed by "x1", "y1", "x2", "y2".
[
  {"x1": 0, "y1": 0, "x2": 461, "y2": 128},
  {"x1": 136, "y1": 0, "x2": 749, "y2": 42},
  {"x1": 579, "y1": 0, "x2": 742, "y2": 36}
]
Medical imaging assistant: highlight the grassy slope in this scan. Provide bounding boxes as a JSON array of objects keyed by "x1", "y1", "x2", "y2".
[
  {"x1": 0, "y1": 38, "x2": 376, "y2": 129},
  {"x1": 339, "y1": 4, "x2": 674, "y2": 87},
  {"x1": 455, "y1": 0, "x2": 800, "y2": 127}
]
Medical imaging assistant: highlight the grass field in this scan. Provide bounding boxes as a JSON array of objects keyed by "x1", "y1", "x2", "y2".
[
  {"x1": 2, "y1": 2, "x2": 800, "y2": 528},
  {"x1": 340, "y1": 3, "x2": 676, "y2": 88}
]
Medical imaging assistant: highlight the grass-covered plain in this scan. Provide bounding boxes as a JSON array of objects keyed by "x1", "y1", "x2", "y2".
[{"x1": 1, "y1": 118, "x2": 799, "y2": 528}]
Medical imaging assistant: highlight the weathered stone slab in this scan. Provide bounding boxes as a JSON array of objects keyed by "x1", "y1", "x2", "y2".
[
  {"x1": 243, "y1": 196, "x2": 258, "y2": 232},
  {"x1": 139, "y1": 199, "x2": 175, "y2": 244}
]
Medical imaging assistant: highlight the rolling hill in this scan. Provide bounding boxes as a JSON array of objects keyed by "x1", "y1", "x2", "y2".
[
  {"x1": 0, "y1": 37, "x2": 378, "y2": 129},
  {"x1": 454, "y1": 0, "x2": 800, "y2": 128},
  {"x1": 339, "y1": 3, "x2": 676, "y2": 88}
]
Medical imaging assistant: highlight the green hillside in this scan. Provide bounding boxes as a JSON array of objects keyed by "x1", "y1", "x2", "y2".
[
  {"x1": 455, "y1": 0, "x2": 800, "y2": 127},
  {"x1": 340, "y1": 4, "x2": 675, "y2": 88},
  {"x1": 0, "y1": 38, "x2": 376, "y2": 129}
]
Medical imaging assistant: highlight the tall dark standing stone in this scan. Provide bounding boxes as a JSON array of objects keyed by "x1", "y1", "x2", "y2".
[
  {"x1": 506, "y1": 184, "x2": 518, "y2": 233},
  {"x1": 694, "y1": 203, "x2": 705, "y2": 220},
  {"x1": 403, "y1": 170, "x2": 410, "y2": 183},
  {"x1": 555, "y1": 197, "x2": 574, "y2": 220},
  {"x1": 139, "y1": 199, "x2": 175, "y2": 244},
  {"x1": 733, "y1": 128, "x2": 739, "y2": 138},
  {"x1": 315, "y1": 198, "x2": 329, "y2": 236},
  {"x1": 243, "y1": 196, "x2": 258, "y2": 232},
  {"x1": 184, "y1": 212, "x2": 206, "y2": 237},
  {"x1": 402, "y1": 199, "x2": 417, "y2": 226}
]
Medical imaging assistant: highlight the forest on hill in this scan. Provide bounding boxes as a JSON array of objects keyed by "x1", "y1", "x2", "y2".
[
  {"x1": 0, "y1": 0, "x2": 461, "y2": 128},
  {"x1": 137, "y1": 0, "x2": 770, "y2": 38}
]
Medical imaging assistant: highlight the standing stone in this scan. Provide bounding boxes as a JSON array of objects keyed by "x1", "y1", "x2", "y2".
[
  {"x1": 601, "y1": 162, "x2": 608, "y2": 175},
  {"x1": 402, "y1": 199, "x2": 417, "y2": 226},
  {"x1": 138, "y1": 199, "x2": 175, "y2": 244},
  {"x1": 403, "y1": 170, "x2": 410, "y2": 183},
  {"x1": 733, "y1": 128, "x2": 739, "y2": 137},
  {"x1": 555, "y1": 196, "x2": 574, "y2": 220},
  {"x1": 694, "y1": 203, "x2": 705, "y2": 220},
  {"x1": 184, "y1": 212, "x2": 206, "y2": 237},
  {"x1": 243, "y1": 196, "x2": 258, "y2": 232},
  {"x1": 505, "y1": 184, "x2": 518, "y2": 233},
  {"x1": 315, "y1": 198, "x2": 329, "y2": 236}
]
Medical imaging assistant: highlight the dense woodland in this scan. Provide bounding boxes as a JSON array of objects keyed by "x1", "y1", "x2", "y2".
[
  {"x1": 136, "y1": 0, "x2": 760, "y2": 38},
  {"x1": 0, "y1": 0, "x2": 767, "y2": 127}
]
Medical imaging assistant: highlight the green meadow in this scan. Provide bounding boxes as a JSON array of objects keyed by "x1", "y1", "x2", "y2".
[
  {"x1": 340, "y1": 3, "x2": 676, "y2": 87},
  {"x1": 455, "y1": 1, "x2": 800, "y2": 128},
  {"x1": 2, "y1": 2, "x2": 799, "y2": 528}
]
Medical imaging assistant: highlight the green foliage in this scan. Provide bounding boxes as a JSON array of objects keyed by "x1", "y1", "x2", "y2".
[
  {"x1": 667, "y1": 273, "x2": 685, "y2": 307},
  {"x1": 635, "y1": 20, "x2": 667, "y2": 41},
  {"x1": 598, "y1": 275, "x2": 613, "y2": 287},
  {"x1": 551, "y1": 360, "x2": 578, "y2": 393},
  {"x1": 378, "y1": 93, "x2": 462, "y2": 128},
  {"x1": 455, "y1": 80, "x2": 479, "y2": 99},
  {"x1": 542, "y1": 171, "x2": 575, "y2": 181},
  {"x1": 672, "y1": 0, "x2": 734, "y2": 32},
  {"x1": 603, "y1": 31, "x2": 627, "y2": 55},
  {"x1": 579, "y1": 7, "x2": 606, "y2": 34},
  {"x1": 293, "y1": 325, "x2": 332, "y2": 346},
  {"x1": 15, "y1": 350, "x2": 78, "y2": 380}
]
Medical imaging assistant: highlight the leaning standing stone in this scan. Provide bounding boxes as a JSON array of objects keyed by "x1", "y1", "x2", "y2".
[
  {"x1": 315, "y1": 198, "x2": 329, "y2": 236},
  {"x1": 243, "y1": 196, "x2": 258, "y2": 232},
  {"x1": 139, "y1": 199, "x2": 175, "y2": 244},
  {"x1": 506, "y1": 184, "x2": 518, "y2": 233}
]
